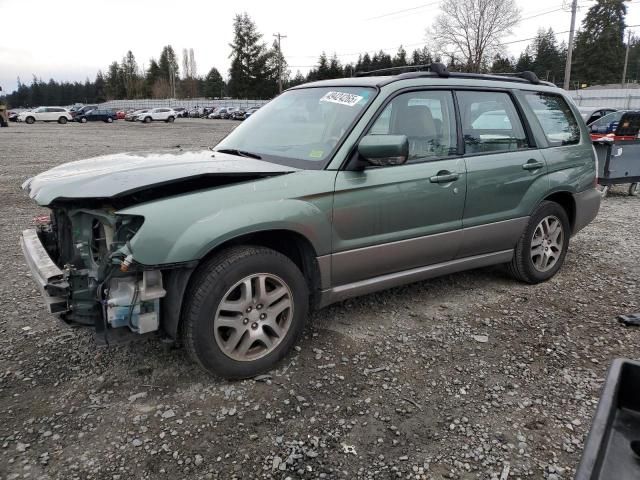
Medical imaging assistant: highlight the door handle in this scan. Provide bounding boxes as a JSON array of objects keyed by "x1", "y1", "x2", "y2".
[
  {"x1": 429, "y1": 171, "x2": 459, "y2": 183},
  {"x1": 522, "y1": 160, "x2": 544, "y2": 171}
]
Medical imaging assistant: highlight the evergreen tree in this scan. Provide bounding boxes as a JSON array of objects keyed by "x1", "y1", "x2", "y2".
[
  {"x1": 227, "y1": 13, "x2": 271, "y2": 98},
  {"x1": 105, "y1": 61, "x2": 125, "y2": 99},
  {"x1": 307, "y1": 52, "x2": 330, "y2": 81},
  {"x1": 145, "y1": 59, "x2": 161, "y2": 97},
  {"x1": 572, "y1": 0, "x2": 626, "y2": 86},
  {"x1": 530, "y1": 29, "x2": 563, "y2": 82},
  {"x1": 121, "y1": 50, "x2": 140, "y2": 98},
  {"x1": 203, "y1": 67, "x2": 225, "y2": 98},
  {"x1": 392, "y1": 46, "x2": 408, "y2": 67},
  {"x1": 288, "y1": 71, "x2": 306, "y2": 88},
  {"x1": 490, "y1": 54, "x2": 515, "y2": 73},
  {"x1": 515, "y1": 47, "x2": 534, "y2": 72},
  {"x1": 158, "y1": 45, "x2": 179, "y2": 97},
  {"x1": 328, "y1": 54, "x2": 343, "y2": 79},
  {"x1": 94, "y1": 71, "x2": 106, "y2": 102}
]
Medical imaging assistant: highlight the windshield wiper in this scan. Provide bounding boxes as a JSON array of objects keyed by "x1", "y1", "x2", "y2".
[{"x1": 215, "y1": 148, "x2": 262, "y2": 160}]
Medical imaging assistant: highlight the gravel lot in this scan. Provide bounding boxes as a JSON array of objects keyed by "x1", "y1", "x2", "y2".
[{"x1": 1, "y1": 119, "x2": 639, "y2": 480}]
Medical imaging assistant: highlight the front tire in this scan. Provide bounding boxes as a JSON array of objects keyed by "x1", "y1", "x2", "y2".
[
  {"x1": 508, "y1": 201, "x2": 570, "y2": 284},
  {"x1": 25, "y1": 116, "x2": 35, "y2": 124},
  {"x1": 166, "y1": 116, "x2": 175, "y2": 123},
  {"x1": 182, "y1": 246, "x2": 309, "y2": 379},
  {"x1": 107, "y1": 117, "x2": 113, "y2": 123},
  {"x1": 80, "y1": 117, "x2": 87, "y2": 123},
  {"x1": 629, "y1": 183, "x2": 639, "y2": 196},
  {"x1": 144, "y1": 116, "x2": 152, "y2": 123}
]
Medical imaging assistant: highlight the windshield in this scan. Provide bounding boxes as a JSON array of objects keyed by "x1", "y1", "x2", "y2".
[{"x1": 215, "y1": 86, "x2": 375, "y2": 168}]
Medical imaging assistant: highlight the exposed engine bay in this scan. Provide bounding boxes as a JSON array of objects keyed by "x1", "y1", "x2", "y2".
[{"x1": 33, "y1": 205, "x2": 166, "y2": 341}]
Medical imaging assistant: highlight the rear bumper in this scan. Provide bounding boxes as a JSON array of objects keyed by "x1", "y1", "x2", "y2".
[
  {"x1": 20, "y1": 229, "x2": 69, "y2": 314},
  {"x1": 573, "y1": 188, "x2": 601, "y2": 234}
]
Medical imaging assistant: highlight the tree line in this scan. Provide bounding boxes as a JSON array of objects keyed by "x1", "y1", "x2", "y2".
[{"x1": 0, "y1": 0, "x2": 634, "y2": 108}]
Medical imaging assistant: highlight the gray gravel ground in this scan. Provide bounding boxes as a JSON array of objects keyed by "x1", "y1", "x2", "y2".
[{"x1": 0, "y1": 119, "x2": 639, "y2": 480}]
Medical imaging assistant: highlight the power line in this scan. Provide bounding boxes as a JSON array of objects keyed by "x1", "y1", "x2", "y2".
[{"x1": 365, "y1": 1, "x2": 440, "y2": 21}]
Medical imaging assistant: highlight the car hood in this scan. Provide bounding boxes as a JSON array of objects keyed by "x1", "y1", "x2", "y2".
[{"x1": 23, "y1": 150, "x2": 299, "y2": 206}]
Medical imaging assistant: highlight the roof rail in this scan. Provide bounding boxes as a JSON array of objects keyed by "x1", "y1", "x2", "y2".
[
  {"x1": 355, "y1": 62, "x2": 450, "y2": 78},
  {"x1": 490, "y1": 71, "x2": 541, "y2": 84}
]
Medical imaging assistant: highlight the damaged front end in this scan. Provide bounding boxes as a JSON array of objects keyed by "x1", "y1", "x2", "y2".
[{"x1": 21, "y1": 207, "x2": 166, "y2": 344}]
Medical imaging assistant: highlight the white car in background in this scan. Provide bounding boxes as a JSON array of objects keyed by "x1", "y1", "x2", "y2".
[
  {"x1": 136, "y1": 108, "x2": 177, "y2": 123},
  {"x1": 18, "y1": 107, "x2": 72, "y2": 124}
]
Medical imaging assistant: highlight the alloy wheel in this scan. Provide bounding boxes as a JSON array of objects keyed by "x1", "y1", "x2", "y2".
[
  {"x1": 214, "y1": 273, "x2": 293, "y2": 362},
  {"x1": 530, "y1": 215, "x2": 564, "y2": 272}
]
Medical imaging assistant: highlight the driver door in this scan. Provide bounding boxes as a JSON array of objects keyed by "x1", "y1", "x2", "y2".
[{"x1": 331, "y1": 90, "x2": 466, "y2": 286}]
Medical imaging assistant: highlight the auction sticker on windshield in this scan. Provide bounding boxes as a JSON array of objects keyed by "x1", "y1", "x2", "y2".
[{"x1": 320, "y1": 91, "x2": 364, "y2": 107}]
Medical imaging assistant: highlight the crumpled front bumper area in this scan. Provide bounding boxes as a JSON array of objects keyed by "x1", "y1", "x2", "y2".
[{"x1": 20, "y1": 229, "x2": 69, "y2": 314}]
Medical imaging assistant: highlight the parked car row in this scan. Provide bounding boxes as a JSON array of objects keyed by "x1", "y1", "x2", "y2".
[{"x1": 10, "y1": 104, "x2": 263, "y2": 125}]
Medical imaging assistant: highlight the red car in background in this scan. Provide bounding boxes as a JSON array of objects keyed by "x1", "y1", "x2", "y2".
[{"x1": 116, "y1": 110, "x2": 126, "y2": 120}]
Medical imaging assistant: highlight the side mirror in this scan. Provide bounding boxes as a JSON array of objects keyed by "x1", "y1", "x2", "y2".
[{"x1": 357, "y1": 134, "x2": 409, "y2": 168}]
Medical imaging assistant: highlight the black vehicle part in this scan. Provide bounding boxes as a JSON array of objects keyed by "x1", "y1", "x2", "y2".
[
  {"x1": 618, "y1": 313, "x2": 640, "y2": 327},
  {"x1": 576, "y1": 358, "x2": 640, "y2": 480},
  {"x1": 356, "y1": 62, "x2": 449, "y2": 78}
]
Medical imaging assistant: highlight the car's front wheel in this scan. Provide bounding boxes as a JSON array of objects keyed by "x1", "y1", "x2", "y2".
[
  {"x1": 508, "y1": 201, "x2": 570, "y2": 284},
  {"x1": 144, "y1": 116, "x2": 152, "y2": 123},
  {"x1": 107, "y1": 117, "x2": 113, "y2": 123},
  {"x1": 80, "y1": 117, "x2": 87, "y2": 123},
  {"x1": 166, "y1": 116, "x2": 175, "y2": 123},
  {"x1": 182, "y1": 246, "x2": 309, "y2": 379},
  {"x1": 25, "y1": 116, "x2": 35, "y2": 124}
]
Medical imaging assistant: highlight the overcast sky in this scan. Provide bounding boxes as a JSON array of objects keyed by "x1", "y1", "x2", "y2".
[{"x1": 2, "y1": 0, "x2": 639, "y2": 93}]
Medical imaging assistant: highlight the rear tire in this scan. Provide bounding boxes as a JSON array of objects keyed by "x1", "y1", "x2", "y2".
[
  {"x1": 107, "y1": 117, "x2": 113, "y2": 123},
  {"x1": 80, "y1": 117, "x2": 87, "y2": 123},
  {"x1": 58, "y1": 117, "x2": 67, "y2": 124},
  {"x1": 182, "y1": 246, "x2": 309, "y2": 379},
  {"x1": 629, "y1": 183, "x2": 639, "y2": 196},
  {"x1": 144, "y1": 116, "x2": 152, "y2": 123},
  {"x1": 508, "y1": 201, "x2": 570, "y2": 284},
  {"x1": 25, "y1": 116, "x2": 35, "y2": 124}
]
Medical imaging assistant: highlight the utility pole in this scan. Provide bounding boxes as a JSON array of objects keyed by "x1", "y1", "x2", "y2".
[
  {"x1": 622, "y1": 29, "x2": 632, "y2": 88},
  {"x1": 273, "y1": 32, "x2": 287, "y2": 93},
  {"x1": 563, "y1": 0, "x2": 578, "y2": 90}
]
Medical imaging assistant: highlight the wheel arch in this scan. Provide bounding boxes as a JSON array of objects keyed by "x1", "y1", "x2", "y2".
[
  {"x1": 542, "y1": 190, "x2": 576, "y2": 233},
  {"x1": 161, "y1": 228, "x2": 323, "y2": 340}
]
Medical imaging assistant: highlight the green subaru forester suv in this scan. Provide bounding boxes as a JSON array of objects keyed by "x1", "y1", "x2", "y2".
[{"x1": 21, "y1": 64, "x2": 600, "y2": 378}]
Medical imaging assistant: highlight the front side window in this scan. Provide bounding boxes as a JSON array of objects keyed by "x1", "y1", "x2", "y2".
[
  {"x1": 457, "y1": 91, "x2": 528, "y2": 154},
  {"x1": 367, "y1": 90, "x2": 457, "y2": 162},
  {"x1": 523, "y1": 92, "x2": 580, "y2": 146},
  {"x1": 215, "y1": 87, "x2": 375, "y2": 169}
]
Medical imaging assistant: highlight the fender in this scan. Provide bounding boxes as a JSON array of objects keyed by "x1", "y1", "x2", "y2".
[{"x1": 119, "y1": 170, "x2": 337, "y2": 266}]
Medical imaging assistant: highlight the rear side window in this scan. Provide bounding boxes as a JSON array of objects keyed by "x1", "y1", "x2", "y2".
[
  {"x1": 368, "y1": 90, "x2": 458, "y2": 162},
  {"x1": 457, "y1": 91, "x2": 528, "y2": 154},
  {"x1": 523, "y1": 93, "x2": 580, "y2": 146}
]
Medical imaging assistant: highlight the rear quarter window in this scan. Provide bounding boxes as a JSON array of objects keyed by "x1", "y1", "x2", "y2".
[{"x1": 523, "y1": 93, "x2": 580, "y2": 146}]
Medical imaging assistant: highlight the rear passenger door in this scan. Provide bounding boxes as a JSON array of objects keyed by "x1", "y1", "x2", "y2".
[
  {"x1": 457, "y1": 90, "x2": 547, "y2": 258},
  {"x1": 331, "y1": 89, "x2": 466, "y2": 286},
  {"x1": 520, "y1": 92, "x2": 591, "y2": 192}
]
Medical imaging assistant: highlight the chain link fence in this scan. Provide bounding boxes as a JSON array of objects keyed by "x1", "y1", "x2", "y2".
[
  {"x1": 568, "y1": 88, "x2": 640, "y2": 109},
  {"x1": 98, "y1": 98, "x2": 269, "y2": 111}
]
